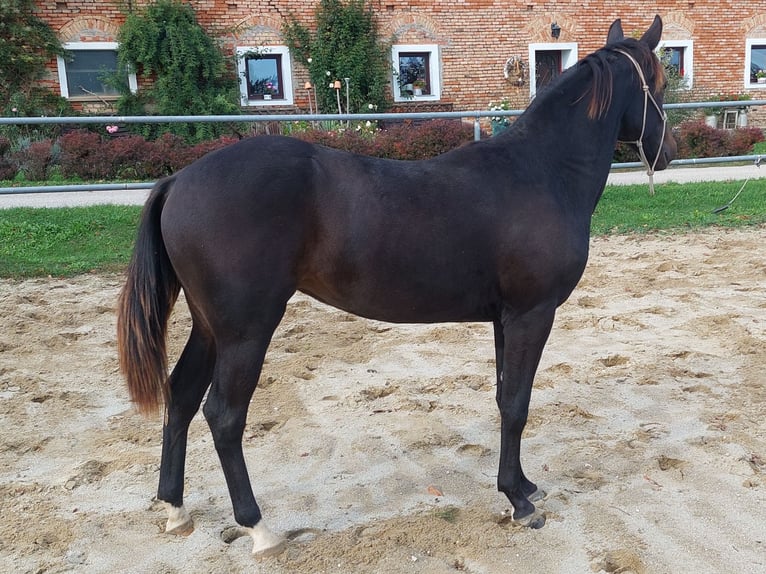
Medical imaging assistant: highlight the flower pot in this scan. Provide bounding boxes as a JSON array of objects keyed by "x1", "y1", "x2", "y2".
[
  {"x1": 738, "y1": 111, "x2": 748, "y2": 128},
  {"x1": 414, "y1": 88, "x2": 423, "y2": 96},
  {"x1": 263, "y1": 94, "x2": 272, "y2": 100},
  {"x1": 758, "y1": 77, "x2": 766, "y2": 84}
]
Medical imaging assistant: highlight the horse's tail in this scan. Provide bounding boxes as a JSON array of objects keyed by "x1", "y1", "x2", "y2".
[{"x1": 117, "y1": 177, "x2": 181, "y2": 415}]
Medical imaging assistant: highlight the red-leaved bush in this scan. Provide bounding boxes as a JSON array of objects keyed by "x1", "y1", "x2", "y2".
[
  {"x1": 674, "y1": 121, "x2": 764, "y2": 158},
  {"x1": 0, "y1": 136, "x2": 19, "y2": 180},
  {"x1": 293, "y1": 119, "x2": 474, "y2": 160},
  {"x1": 12, "y1": 139, "x2": 54, "y2": 181},
  {"x1": 56, "y1": 130, "x2": 238, "y2": 180},
  {"x1": 7, "y1": 119, "x2": 763, "y2": 183},
  {"x1": 59, "y1": 130, "x2": 106, "y2": 179}
]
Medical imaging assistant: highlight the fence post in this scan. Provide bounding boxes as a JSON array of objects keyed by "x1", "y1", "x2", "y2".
[{"x1": 474, "y1": 116, "x2": 482, "y2": 141}]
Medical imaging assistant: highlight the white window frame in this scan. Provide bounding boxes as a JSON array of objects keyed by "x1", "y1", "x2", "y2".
[
  {"x1": 657, "y1": 39, "x2": 694, "y2": 89},
  {"x1": 744, "y1": 38, "x2": 766, "y2": 89},
  {"x1": 56, "y1": 42, "x2": 137, "y2": 99},
  {"x1": 528, "y1": 42, "x2": 578, "y2": 98},
  {"x1": 392, "y1": 44, "x2": 441, "y2": 103},
  {"x1": 236, "y1": 46, "x2": 295, "y2": 107}
]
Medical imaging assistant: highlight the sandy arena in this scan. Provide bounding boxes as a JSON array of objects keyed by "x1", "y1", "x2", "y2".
[{"x1": 1, "y1": 227, "x2": 765, "y2": 573}]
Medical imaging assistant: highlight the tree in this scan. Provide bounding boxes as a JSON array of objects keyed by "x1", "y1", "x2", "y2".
[
  {"x1": 0, "y1": 0, "x2": 69, "y2": 116},
  {"x1": 283, "y1": 0, "x2": 391, "y2": 114}
]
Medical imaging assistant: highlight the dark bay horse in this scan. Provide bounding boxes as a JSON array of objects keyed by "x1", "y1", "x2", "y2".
[{"x1": 117, "y1": 16, "x2": 676, "y2": 556}]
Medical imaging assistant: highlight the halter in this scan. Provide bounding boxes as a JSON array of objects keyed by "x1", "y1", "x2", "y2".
[{"x1": 615, "y1": 49, "x2": 668, "y2": 195}]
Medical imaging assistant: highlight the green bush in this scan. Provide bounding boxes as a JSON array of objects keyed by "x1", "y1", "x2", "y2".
[
  {"x1": 115, "y1": 0, "x2": 240, "y2": 142},
  {"x1": 283, "y1": 0, "x2": 391, "y2": 114}
]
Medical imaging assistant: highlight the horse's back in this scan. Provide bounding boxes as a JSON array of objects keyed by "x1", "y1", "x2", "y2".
[{"x1": 159, "y1": 135, "x2": 589, "y2": 325}]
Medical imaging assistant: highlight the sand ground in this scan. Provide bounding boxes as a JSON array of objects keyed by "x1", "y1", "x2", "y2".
[{"x1": 1, "y1": 227, "x2": 765, "y2": 573}]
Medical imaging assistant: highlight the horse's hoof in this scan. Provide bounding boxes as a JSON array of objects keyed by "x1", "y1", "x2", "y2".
[
  {"x1": 527, "y1": 488, "x2": 547, "y2": 503},
  {"x1": 516, "y1": 509, "x2": 546, "y2": 529},
  {"x1": 166, "y1": 519, "x2": 194, "y2": 536},
  {"x1": 247, "y1": 521, "x2": 287, "y2": 558},
  {"x1": 253, "y1": 538, "x2": 287, "y2": 559},
  {"x1": 164, "y1": 503, "x2": 194, "y2": 536}
]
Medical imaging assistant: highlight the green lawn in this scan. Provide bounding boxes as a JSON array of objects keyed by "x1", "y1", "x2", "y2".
[
  {"x1": 0, "y1": 204, "x2": 140, "y2": 278},
  {"x1": 591, "y1": 179, "x2": 766, "y2": 234},
  {"x1": 1, "y1": 178, "x2": 765, "y2": 278}
]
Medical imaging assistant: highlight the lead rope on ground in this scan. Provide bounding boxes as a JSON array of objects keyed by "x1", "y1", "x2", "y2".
[{"x1": 711, "y1": 156, "x2": 762, "y2": 214}]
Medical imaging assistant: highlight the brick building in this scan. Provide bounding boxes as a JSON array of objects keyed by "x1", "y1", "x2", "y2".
[{"x1": 33, "y1": 0, "x2": 766, "y2": 119}]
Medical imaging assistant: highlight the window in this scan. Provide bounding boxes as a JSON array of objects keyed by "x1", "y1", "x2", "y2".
[
  {"x1": 528, "y1": 43, "x2": 578, "y2": 98},
  {"x1": 56, "y1": 42, "x2": 137, "y2": 99},
  {"x1": 392, "y1": 44, "x2": 441, "y2": 102},
  {"x1": 658, "y1": 40, "x2": 693, "y2": 89},
  {"x1": 236, "y1": 46, "x2": 294, "y2": 106},
  {"x1": 745, "y1": 39, "x2": 766, "y2": 87}
]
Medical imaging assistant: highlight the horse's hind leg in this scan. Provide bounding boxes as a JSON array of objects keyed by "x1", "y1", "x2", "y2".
[
  {"x1": 157, "y1": 324, "x2": 215, "y2": 535},
  {"x1": 202, "y1": 299, "x2": 290, "y2": 557},
  {"x1": 494, "y1": 303, "x2": 556, "y2": 528}
]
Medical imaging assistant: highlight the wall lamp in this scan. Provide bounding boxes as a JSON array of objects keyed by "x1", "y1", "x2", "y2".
[{"x1": 551, "y1": 22, "x2": 561, "y2": 39}]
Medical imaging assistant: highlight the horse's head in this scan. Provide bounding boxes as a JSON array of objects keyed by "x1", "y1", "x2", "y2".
[{"x1": 606, "y1": 16, "x2": 677, "y2": 173}]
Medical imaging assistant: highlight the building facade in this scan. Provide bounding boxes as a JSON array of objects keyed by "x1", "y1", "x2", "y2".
[{"x1": 32, "y1": 1, "x2": 766, "y2": 118}]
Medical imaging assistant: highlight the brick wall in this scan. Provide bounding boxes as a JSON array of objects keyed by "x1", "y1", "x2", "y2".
[{"x1": 34, "y1": 0, "x2": 766, "y2": 118}]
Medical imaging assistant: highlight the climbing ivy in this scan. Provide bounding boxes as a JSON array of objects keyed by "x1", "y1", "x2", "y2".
[
  {"x1": 116, "y1": 0, "x2": 240, "y2": 141},
  {"x1": 0, "y1": 0, "x2": 70, "y2": 121},
  {"x1": 283, "y1": 0, "x2": 391, "y2": 114}
]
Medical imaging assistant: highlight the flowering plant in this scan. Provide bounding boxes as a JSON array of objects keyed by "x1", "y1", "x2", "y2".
[
  {"x1": 250, "y1": 77, "x2": 278, "y2": 95},
  {"x1": 489, "y1": 99, "x2": 512, "y2": 126}
]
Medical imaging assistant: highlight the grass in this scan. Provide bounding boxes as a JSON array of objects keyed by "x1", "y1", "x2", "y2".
[
  {"x1": 0, "y1": 205, "x2": 140, "y2": 278},
  {"x1": 1, "y1": 178, "x2": 765, "y2": 278},
  {"x1": 592, "y1": 179, "x2": 766, "y2": 234}
]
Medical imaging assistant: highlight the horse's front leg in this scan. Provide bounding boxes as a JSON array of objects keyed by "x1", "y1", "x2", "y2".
[{"x1": 494, "y1": 303, "x2": 556, "y2": 528}]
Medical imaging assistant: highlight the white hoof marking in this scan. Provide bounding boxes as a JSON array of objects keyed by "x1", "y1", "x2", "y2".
[
  {"x1": 246, "y1": 521, "x2": 286, "y2": 558},
  {"x1": 164, "y1": 503, "x2": 194, "y2": 535}
]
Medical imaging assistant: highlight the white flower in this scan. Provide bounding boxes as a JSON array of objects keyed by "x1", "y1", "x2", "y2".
[
  {"x1": 325, "y1": 70, "x2": 331, "y2": 76},
  {"x1": 307, "y1": 57, "x2": 312, "y2": 63}
]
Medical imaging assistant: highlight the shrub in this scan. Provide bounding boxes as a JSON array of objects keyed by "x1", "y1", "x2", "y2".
[
  {"x1": 143, "y1": 133, "x2": 194, "y2": 177},
  {"x1": 105, "y1": 135, "x2": 156, "y2": 180},
  {"x1": 116, "y1": 0, "x2": 240, "y2": 142},
  {"x1": 373, "y1": 120, "x2": 474, "y2": 160},
  {"x1": 675, "y1": 121, "x2": 764, "y2": 158},
  {"x1": 0, "y1": 136, "x2": 18, "y2": 180},
  {"x1": 283, "y1": 0, "x2": 391, "y2": 114},
  {"x1": 292, "y1": 119, "x2": 473, "y2": 160},
  {"x1": 728, "y1": 126, "x2": 765, "y2": 156},
  {"x1": 292, "y1": 127, "x2": 375, "y2": 155},
  {"x1": 12, "y1": 139, "x2": 55, "y2": 181},
  {"x1": 58, "y1": 130, "x2": 108, "y2": 180}
]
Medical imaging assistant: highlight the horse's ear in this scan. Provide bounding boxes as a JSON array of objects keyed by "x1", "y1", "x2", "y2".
[
  {"x1": 639, "y1": 15, "x2": 663, "y2": 50},
  {"x1": 606, "y1": 19, "x2": 624, "y2": 45}
]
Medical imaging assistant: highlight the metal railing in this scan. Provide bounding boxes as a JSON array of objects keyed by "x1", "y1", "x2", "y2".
[{"x1": 1, "y1": 100, "x2": 765, "y2": 195}]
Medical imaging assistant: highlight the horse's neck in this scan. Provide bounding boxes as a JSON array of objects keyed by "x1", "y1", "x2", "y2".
[{"x1": 509, "y1": 78, "x2": 626, "y2": 203}]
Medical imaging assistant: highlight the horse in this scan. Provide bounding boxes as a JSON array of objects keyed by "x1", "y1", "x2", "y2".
[{"x1": 117, "y1": 16, "x2": 676, "y2": 557}]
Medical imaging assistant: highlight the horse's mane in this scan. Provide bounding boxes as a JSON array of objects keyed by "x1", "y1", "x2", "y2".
[{"x1": 581, "y1": 38, "x2": 665, "y2": 120}]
